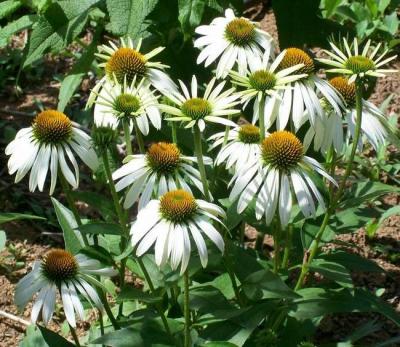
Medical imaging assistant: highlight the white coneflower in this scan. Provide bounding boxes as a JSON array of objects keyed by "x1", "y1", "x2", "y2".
[
  {"x1": 131, "y1": 189, "x2": 225, "y2": 274},
  {"x1": 5, "y1": 110, "x2": 99, "y2": 194},
  {"x1": 161, "y1": 75, "x2": 241, "y2": 132},
  {"x1": 194, "y1": 8, "x2": 274, "y2": 78},
  {"x1": 15, "y1": 249, "x2": 116, "y2": 327},
  {"x1": 95, "y1": 37, "x2": 177, "y2": 94},
  {"x1": 276, "y1": 47, "x2": 344, "y2": 131},
  {"x1": 307, "y1": 76, "x2": 397, "y2": 153},
  {"x1": 230, "y1": 51, "x2": 307, "y2": 130},
  {"x1": 112, "y1": 142, "x2": 211, "y2": 209},
  {"x1": 88, "y1": 76, "x2": 161, "y2": 135},
  {"x1": 208, "y1": 124, "x2": 262, "y2": 172},
  {"x1": 318, "y1": 38, "x2": 397, "y2": 83},
  {"x1": 230, "y1": 131, "x2": 336, "y2": 226}
]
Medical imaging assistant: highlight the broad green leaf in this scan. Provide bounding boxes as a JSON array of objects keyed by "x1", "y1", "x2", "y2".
[
  {"x1": 309, "y1": 259, "x2": 353, "y2": 288},
  {"x1": 0, "y1": 212, "x2": 45, "y2": 224},
  {"x1": 0, "y1": 0, "x2": 21, "y2": 20},
  {"x1": 200, "y1": 302, "x2": 275, "y2": 346},
  {"x1": 365, "y1": 0, "x2": 378, "y2": 17},
  {"x1": 91, "y1": 322, "x2": 175, "y2": 346},
  {"x1": 340, "y1": 180, "x2": 400, "y2": 209},
  {"x1": 335, "y1": 5, "x2": 358, "y2": 21},
  {"x1": 117, "y1": 286, "x2": 162, "y2": 304},
  {"x1": 301, "y1": 215, "x2": 335, "y2": 249},
  {"x1": 78, "y1": 222, "x2": 123, "y2": 235},
  {"x1": 58, "y1": 27, "x2": 101, "y2": 111},
  {"x1": 0, "y1": 230, "x2": 6, "y2": 251},
  {"x1": 272, "y1": 0, "x2": 346, "y2": 48},
  {"x1": 20, "y1": 325, "x2": 74, "y2": 347},
  {"x1": 79, "y1": 245, "x2": 114, "y2": 265},
  {"x1": 0, "y1": 15, "x2": 37, "y2": 48},
  {"x1": 291, "y1": 288, "x2": 400, "y2": 326},
  {"x1": 382, "y1": 12, "x2": 399, "y2": 35},
  {"x1": 242, "y1": 269, "x2": 300, "y2": 300},
  {"x1": 71, "y1": 191, "x2": 116, "y2": 221},
  {"x1": 378, "y1": 0, "x2": 391, "y2": 13},
  {"x1": 178, "y1": 0, "x2": 206, "y2": 39},
  {"x1": 51, "y1": 197, "x2": 83, "y2": 254},
  {"x1": 23, "y1": 0, "x2": 100, "y2": 67},
  {"x1": 105, "y1": 0, "x2": 158, "y2": 38},
  {"x1": 323, "y1": 0, "x2": 344, "y2": 17},
  {"x1": 320, "y1": 250, "x2": 382, "y2": 272}
]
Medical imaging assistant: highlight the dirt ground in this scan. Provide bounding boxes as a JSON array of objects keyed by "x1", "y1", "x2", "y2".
[{"x1": 0, "y1": 4, "x2": 399, "y2": 347}]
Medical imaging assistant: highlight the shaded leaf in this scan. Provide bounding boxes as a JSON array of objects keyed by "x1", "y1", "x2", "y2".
[
  {"x1": 0, "y1": 15, "x2": 36, "y2": 48},
  {"x1": 20, "y1": 325, "x2": 74, "y2": 347},
  {"x1": 78, "y1": 222, "x2": 123, "y2": 235},
  {"x1": 0, "y1": 212, "x2": 45, "y2": 224},
  {"x1": 51, "y1": 197, "x2": 83, "y2": 254},
  {"x1": 309, "y1": 259, "x2": 353, "y2": 288},
  {"x1": 117, "y1": 286, "x2": 162, "y2": 304}
]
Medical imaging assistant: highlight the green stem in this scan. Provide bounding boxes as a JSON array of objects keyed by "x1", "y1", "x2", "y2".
[
  {"x1": 132, "y1": 118, "x2": 145, "y2": 154},
  {"x1": 101, "y1": 291, "x2": 120, "y2": 330},
  {"x1": 193, "y1": 127, "x2": 211, "y2": 201},
  {"x1": 69, "y1": 324, "x2": 81, "y2": 347},
  {"x1": 183, "y1": 270, "x2": 191, "y2": 347},
  {"x1": 273, "y1": 219, "x2": 281, "y2": 273},
  {"x1": 59, "y1": 173, "x2": 88, "y2": 246},
  {"x1": 171, "y1": 122, "x2": 178, "y2": 145},
  {"x1": 258, "y1": 94, "x2": 266, "y2": 141},
  {"x1": 294, "y1": 81, "x2": 364, "y2": 291},
  {"x1": 122, "y1": 119, "x2": 133, "y2": 155},
  {"x1": 101, "y1": 151, "x2": 127, "y2": 236},
  {"x1": 282, "y1": 224, "x2": 293, "y2": 269},
  {"x1": 137, "y1": 258, "x2": 174, "y2": 341},
  {"x1": 223, "y1": 234, "x2": 244, "y2": 307}
]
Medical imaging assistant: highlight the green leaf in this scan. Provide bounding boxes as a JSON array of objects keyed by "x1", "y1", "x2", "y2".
[
  {"x1": 335, "y1": 5, "x2": 358, "y2": 21},
  {"x1": 0, "y1": 0, "x2": 22, "y2": 20},
  {"x1": 78, "y1": 222, "x2": 123, "y2": 235},
  {"x1": 23, "y1": 0, "x2": 100, "y2": 67},
  {"x1": 242, "y1": 269, "x2": 300, "y2": 300},
  {"x1": 20, "y1": 325, "x2": 74, "y2": 347},
  {"x1": 0, "y1": 212, "x2": 45, "y2": 224},
  {"x1": 106, "y1": 0, "x2": 158, "y2": 38},
  {"x1": 58, "y1": 31, "x2": 100, "y2": 111},
  {"x1": 51, "y1": 197, "x2": 83, "y2": 254},
  {"x1": 340, "y1": 180, "x2": 400, "y2": 209},
  {"x1": 272, "y1": 0, "x2": 347, "y2": 48},
  {"x1": 178, "y1": 0, "x2": 206, "y2": 39},
  {"x1": 320, "y1": 250, "x2": 382, "y2": 272},
  {"x1": 0, "y1": 15, "x2": 37, "y2": 48},
  {"x1": 301, "y1": 215, "x2": 335, "y2": 249},
  {"x1": 92, "y1": 322, "x2": 175, "y2": 347},
  {"x1": 323, "y1": 0, "x2": 344, "y2": 17},
  {"x1": 291, "y1": 288, "x2": 400, "y2": 326},
  {"x1": 117, "y1": 286, "x2": 162, "y2": 304},
  {"x1": 308, "y1": 259, "x2": 353, "y2": 288},
  {"x1": 365, "y1": 0, "x2": 378, "y2": 17},
  {"x1": 382, "y1": 12, "x2": 399, "y2": 35},
  {"x1": 0, "y1": 230, "x2": 6, "y2": 252},
  {"x1": 71, "y1": 191, "x2": 116, "y2": 222},
  {"x1": 200, "y1": 343, "x2": 238, "y2": 347},
  {"x1": 378, "y1": 0, "x2": 391, "y2": 13}
]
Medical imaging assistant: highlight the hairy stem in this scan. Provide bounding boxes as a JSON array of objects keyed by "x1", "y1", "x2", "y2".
[
  {"x1": 132, "y1": 118, "x2": 145, "y2": 154},
  {"x1": 294, "y1": 81, "x2": 364, "y2": 290},
  {"x1": 259, "y1": 94, "x2": 266, "y2": 141},
  {"x1": 122, "y1": 119, "x2": 133, "y2": 155},
  {"x1": 184, "y1": 270, "x2": 191, "y2": 347},
  {"x1": 193, "y1": 127, "x2": 211, "y2": 201}
]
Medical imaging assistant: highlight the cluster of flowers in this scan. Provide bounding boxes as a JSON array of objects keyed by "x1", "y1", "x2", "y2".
[{"x1": 6, "y1": 8, "x2": 396, "y2": 329}]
